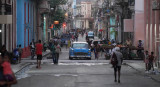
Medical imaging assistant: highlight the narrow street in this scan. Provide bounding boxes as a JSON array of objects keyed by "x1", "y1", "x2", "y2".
[
  {"x1": 13, "y1": 36, "x2": 160, "y2": 87},
  {"x1": 1, "y1": 0, "x2": 160, "y2": 87},
  {"x1": 13, "y1": 63, "x2": 160, "y2": 87}
]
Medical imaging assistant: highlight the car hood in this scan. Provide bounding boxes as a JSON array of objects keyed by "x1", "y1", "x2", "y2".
[{"x1": 88, "y1": 35, "x2": 93, "y2": 36}]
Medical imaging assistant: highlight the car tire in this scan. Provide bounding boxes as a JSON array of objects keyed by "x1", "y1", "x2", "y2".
[
  {"x1": 69, "y1": 57, "x2": 73, "y2": 60},
  {"x1": 88, "y1": 57, "x2": 91, "y2": 60}
]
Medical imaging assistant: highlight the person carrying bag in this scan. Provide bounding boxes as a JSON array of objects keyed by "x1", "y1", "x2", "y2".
[
  {"x1": 110, "y1": 47, "x2": 123, "y2": 83},
  {"x1": 111, "y1": 52, "x2": 118, "y2": 67}
]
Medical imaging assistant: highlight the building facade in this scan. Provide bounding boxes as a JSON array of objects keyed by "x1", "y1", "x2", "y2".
[
  {"x1": 0, "y1": 0, "x2": 16, "y2": 52},
  {"x1": 75, "y1": 1, "x2": 93, "y2": 30},
  {"x1": 144, "y1": 0, "x2": 160, "y2": 66},
  {"x1": 16, "y1": 0, "x2": 50, "y2": 58},
  {"x1": 37, "y1": 0, "x2": 50, "y2": 43},
  {"x1": 81, "y1": 1, "x2": 92, "y2": 30},
  {"x1": 0, "y1": 0, "x2": 50, "y2": 58},
  {"x1": 16, "y1": 0, "x2": 38, "y2": 57}
]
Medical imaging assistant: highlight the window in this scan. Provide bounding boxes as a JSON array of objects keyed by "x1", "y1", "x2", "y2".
[{"x1": 73, "y1": 43, "x2": 88, "y2": 48}]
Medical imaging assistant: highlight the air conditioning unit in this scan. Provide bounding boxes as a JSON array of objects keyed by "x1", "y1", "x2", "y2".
[
  {"x1": 6, "y1": 0, "x2": 12, "y2": 5},
  {"x1": 152, "y1": 0, "x2": 160, "y2": 10}
]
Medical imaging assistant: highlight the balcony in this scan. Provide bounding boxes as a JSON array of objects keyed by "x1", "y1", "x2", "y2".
[
  {"x1": 38, "y1": 0, "x2": 50, "y2": 13},
  {"x1": 0, "y1": 15, "x2": 12, "y2": 24},
  {"x1": 75, "y1": 13, "x2": 84, "y2": 18}
]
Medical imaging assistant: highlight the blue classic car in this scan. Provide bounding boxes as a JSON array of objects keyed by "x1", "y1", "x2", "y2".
[{"x1": 69, "y1": 42, "x2": 91, "y2": 60}]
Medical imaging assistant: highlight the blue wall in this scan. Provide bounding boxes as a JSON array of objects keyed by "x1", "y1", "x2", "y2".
[
  {"x1": 16, "y1": 0, "x2": 36, "y2": 48},
  {"x1": 17, "y1": 0, "x2": 24, "y2": 47}
]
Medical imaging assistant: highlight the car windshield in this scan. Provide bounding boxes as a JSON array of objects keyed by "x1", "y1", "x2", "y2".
[
  {"x1": 73, "y1": 43, "x2": 88, "y2": 48},
  {"x1": 88, "y1": 32, "x2": 93, "y2": 35}
]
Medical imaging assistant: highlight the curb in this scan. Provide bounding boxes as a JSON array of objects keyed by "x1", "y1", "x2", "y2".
[
  {"x1": 43, "y1": 52, "x2": 51, "y2": 57},
  {"x1": 14, "y1": 52, "x2": 50, "y2": 74},
  {"x1": 14, "y1": 63, "x2": 31, "y2": 74},
  {"x1": 123, "y1": 62, "x2": 142, "y2": 73},
  {"x1": 125, "y1": 63, "x2": 160, "y2": 83}
]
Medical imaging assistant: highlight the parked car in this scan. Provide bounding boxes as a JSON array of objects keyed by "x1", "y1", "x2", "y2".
[
  {"x1": 87, "y1": 31, "x2": 94, "y2": 39},
  {"x1": 69, "y1": 42, "x2": 91, "y2": 60},
  {"x1": 61, "y1": 34, "x2": 70, "y2": 46}
]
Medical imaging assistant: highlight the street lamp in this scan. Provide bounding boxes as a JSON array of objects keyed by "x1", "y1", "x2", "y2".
[{"x1": 51, "y1": 8, "x2": 54, "y2": 10}]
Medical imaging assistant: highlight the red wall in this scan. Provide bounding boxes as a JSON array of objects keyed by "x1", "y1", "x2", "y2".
[{"x1": 144, "y1": 0, "x2": 160, "y2": 59}]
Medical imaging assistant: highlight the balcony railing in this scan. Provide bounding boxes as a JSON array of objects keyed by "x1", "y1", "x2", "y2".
[{"x1": 38, "y1": 0, "x2": 50, "y2": 13}]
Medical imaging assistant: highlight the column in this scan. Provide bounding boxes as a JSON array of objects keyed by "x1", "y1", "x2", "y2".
[{"x1": 1, "y1": 0, "x2": 5, "y2": 45}]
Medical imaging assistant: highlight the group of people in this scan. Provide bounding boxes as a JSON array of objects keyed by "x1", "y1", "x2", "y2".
[
  {"x1": 71, "y1": 34, "x2": 78, "y2": 42},
  {"x1": 30, "y1": 38, "x2": 62, "y2": 68},
  {"x1": 64, "y1": 40, "x2": 71, "y2": 50},
  {"x1": 1, "y1": 45, "x2": 23, "y2": 64},
  {"x1": 144, "y1": 51, "x2": 155, "y2": 72},
  {"x1": 49, "y1": 39, "x2": 61, "y2": 64}
]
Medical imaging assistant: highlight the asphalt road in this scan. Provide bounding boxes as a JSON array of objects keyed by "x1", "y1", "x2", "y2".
[
  {"x1": 12, "y1": 35, "x2": 160, "y2": 87},
  {"x1": 13, "y1": 63, "x2": 160, "y2": 87}
]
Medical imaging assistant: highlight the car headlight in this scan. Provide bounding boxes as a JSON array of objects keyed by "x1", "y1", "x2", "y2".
[
  {"x1": 88, "y1": 49, "x2": 91, "y2": 52},
  {"x1": 71, "y1": 49, "x2": 74, "y2": 52}
]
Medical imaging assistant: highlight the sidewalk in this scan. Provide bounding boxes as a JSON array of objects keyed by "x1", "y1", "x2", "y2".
[
  {"x1": 11, "y1": 50, "x2": 51, "y2": 74},
  {"x1": 124, "y1": 60, "x2": 160, "y2": 82}
]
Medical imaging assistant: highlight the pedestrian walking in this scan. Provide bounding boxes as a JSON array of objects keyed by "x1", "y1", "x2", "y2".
[
  {"x1": 65, "y1": 40, "x2": 68, "y2": 50},
  {"x1": 144, "y1": 51, "x2": 149, "y2": 71},
  {"x1": 35, "y1": 40, "x2": 43, "y2": 69},
  {"x1": 68, "y1": 40, "x2": 71, "y2": 48},
  {"x1": 57, "y1": 38, "x2": 61, "y2": 47},
  {"x1": 30, "y1": 39, "x2": 35, "y2": 60},
  {"x1": 100, "y1": 47, "x2": 104, "y2": 57},
  {"x1": 137, "y1": 40, "x2": 143, "y2": 58},
  {"x1": 55, "y1": 44, "x2": 61, "y2": 64},
  {"x1": 94, "y1": 45, "x2": 100, "y2": 60},
  {"x1": 75, "y1": 34, "x2": 78, "y2": 41},
  {"x1": 18, "y1": 45, "x2": 23, "y2": 63},
  {"x1": 110, "y1": 47, "x2": 123, "y2": 83},
  {"x1": 148, "y1": 52, "x2": 155, "y2": 71},
  {"x1": 43, "y1": 43, "x2": 47, "y2": 52},
  {"x1": 72, "y1": 35, "x2": 74, "y2": 41},
  {"x1": 12, "y1": 46, "x2": 19, "y2": 64},
  {"x1": 94, "y1": 45, "x2": 97, "y2": 60},
  {"x1": 50, "y1": 42, "x2": 56, "y2": 64}
]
